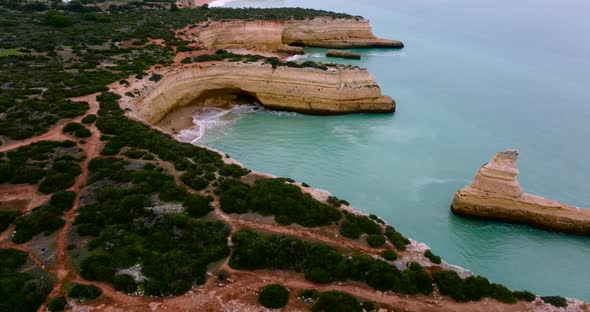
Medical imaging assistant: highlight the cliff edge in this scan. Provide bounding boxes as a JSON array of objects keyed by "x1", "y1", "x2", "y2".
[
  {"x1": 130, "y1": 61, "x2": 395, "y2": 124},
  {"x1": 452, "y1": 150, "x2": 590, "y2": 235},
  {"x1": 177, "y1": 17, "x2": 404, "y2": 52}
]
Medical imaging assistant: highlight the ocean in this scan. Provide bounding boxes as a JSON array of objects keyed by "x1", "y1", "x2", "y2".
[{"x1": 193, "y1": 0, "x2": 590, "y2": 300}]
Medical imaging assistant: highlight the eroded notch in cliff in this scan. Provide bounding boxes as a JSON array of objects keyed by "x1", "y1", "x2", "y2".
[{"x1": 190, "y1": 88, "x2": 261, "y2": 107}]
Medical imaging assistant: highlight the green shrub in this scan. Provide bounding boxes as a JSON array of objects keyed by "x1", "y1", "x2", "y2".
[
  {"x1": 75, "y1": 127, "x2": 92, "y2": 138},
  {"x1": 433, "y1": 270, "x2": 519, "y2": 304},
  {"x1": 47, "y1": 296, "x2": 67, "y2": 311},
  {"x1": 299, "y1": 289, "x2": 320, "y2": 300},
  {"x1": 183, "y1": 194, "x2": 213, "y2": 218},
  {"x1": 424, "y1": 249, "x2": 441, "y2": 264},
  {"x1": 63, "y1": 122, "x2": 84, "y2": 133},
  {"x1": 384, "y1": 225, "x2": 410, "y2": 250},
  {"x1": 258, "y1": 284, "x2": 289, "y2": 309},
  {"x1": 68, "y1": 284, "x2": 102, "y2": 301},
  {"x1": 512, "y1": 290, "x2": 536, "y2": 302},
  {"x1": 339, "y1": 216, "x2": 362, "y2": 239},
  {"x1": 339, "y1": 214, "x2": 381, "y2": 240},
  {"x1": 76, "y1": 224, "x2": 102, "y2": 236},
  {"x1": 305, "y1": 267, "x2": 333, "y2": 284},
  {"x1": 0, "y1": 248, "x2": 28, "y2": 272},
  {"x1": 381, "y1": 249, "x2": 398, "y2": 261},
  {"x1": 218, "y1": 163, "x2": 250, "y2": 177},
  {"x1": 0, "y1": 210, "x2": 19, "y2": 233},
  {"x1": 490, "y1": 284, "x2": 516, "y2": 303},
  {"x1": 366, "y1": 234, "x2": 386, "y2": 247},
  {"x1": 113, "y1": 274, "x2": 138, "y2": 293},
  {"x1": 312, "y1": 291, "x2": 362, "y2": 312},
  {"x1": 541, "y1": 296, "x2": 567, "y2": 308},
  {"x1": 44, "y1": 10, "x2": 73, "y2": 27},
  {"x1": 82, "y1": 114, "x2": 97, "y2": 124}
]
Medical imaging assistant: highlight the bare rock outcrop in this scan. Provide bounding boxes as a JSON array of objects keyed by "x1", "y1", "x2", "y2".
[
  {"x1": 452, "y1": 150, "x2": 590, "y2": 235},
  {"x1": 326, "y1": 50, "x2": 361, "y2": 59},
  {"x1": 130, "y1": 61, "x2": 394, "y2": 124},
  {"x1": 177, "y1": 18, "x2": 404, "y2": 52}
]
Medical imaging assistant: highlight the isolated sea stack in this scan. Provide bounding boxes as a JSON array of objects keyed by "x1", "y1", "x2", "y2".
[{"x1": 452, "y1": 150, "x2": 590, "y2": 235}]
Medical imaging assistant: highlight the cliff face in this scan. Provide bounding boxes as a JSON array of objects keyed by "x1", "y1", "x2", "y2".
[
  {"x1": 131, "y1": 62, "x2": 394, "y2": 124},
  {"x1": 452, "y1": 150, "x2": 590, "y2": 235},
  {"x1": 177, "y1": 18, "x2": 404, "y2": 51}
]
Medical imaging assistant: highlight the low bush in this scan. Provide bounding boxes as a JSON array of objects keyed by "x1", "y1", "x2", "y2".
[
  {"x1": 299, "y1": 289, "x2": 320, "y2": 300},
  {"x1": 218, "y1": 163, "x2": 250, "y2": 177},
  {"x1": 366, "y1": 234, "x2": 386, "y2": 247},
  {"x1": 0, "y1": 210, "x2": 19, "y2": 232},
  {"x1": 183, "y1": 194, "x2": 213, "y2": 218},
  {"x1": 76, "y1": 224, "x2": 102, "y2": 236},
  {"x1": 258, "y1": 284, "x2": 289, "y2": 309},
  {"x1": 305, "y1": 267, "x2": 333, "y2": 284},
  {"x1": 113, "y1": 274, "x2": 138, "y2": 293},
  {"x1": 0, "y1": 248, "x2": 28, "y2": 272},
  {"x1": 339, "y1": 213, "x2": 381, "y2": 240},
  {"x1": 512, "y1": 290, "x2": 536, "y2": 302},
  {"x1": 327, "y1": 196, "x2": 348, "y2": 207},
  {"x1": 64, "y1": 122, "x2": 91, "y2": 138},
  {"x1": 81, "y1": 114, "x2": 97, "y2": 124},
  {"x1": 424, "y1": 250, "x2": 441, "y2": 264},
  {"x1": 312, "y1": 291, "x2": 362, "y2": 312},
  {"x1": 47, "y1": 296, "x2": 67, "y2": 311},
  {"x1": 541, "y1": 296, "x2": 567, "y2": 308},
  {"x1": 381, "y1": 249, "x2": 398, "y2": 261},
  {"x1": 433, "y1": 270, "x2": 520, "y2": 303},
  {"x1": 384, "y1": 225, "x2": 410, "y2": 250},
  {"x1": 68, "y1": 284, "x2": 102, "y2": 301}
]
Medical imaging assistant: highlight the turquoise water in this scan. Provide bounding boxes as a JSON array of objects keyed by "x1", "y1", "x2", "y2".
[{"x1": 200, "y1": 0, "x2": 590, "y2": 300}]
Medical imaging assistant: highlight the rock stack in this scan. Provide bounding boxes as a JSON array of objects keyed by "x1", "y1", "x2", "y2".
[{"x1": 451, "y1": 150, "x2": 590, "y2": 235}]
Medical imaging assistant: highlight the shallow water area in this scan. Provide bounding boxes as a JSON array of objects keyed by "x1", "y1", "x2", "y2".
[
  {"x1": 191, "y1": 0, "x2": 590, "y2": 300},
  {"x1": 176, "y1": 104, "x2": 262, "y2": 144}
]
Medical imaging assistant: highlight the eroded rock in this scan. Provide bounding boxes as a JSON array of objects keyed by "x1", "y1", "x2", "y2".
[{"x1": 451, "y1": 150, "x2": 590, "y2": 235}]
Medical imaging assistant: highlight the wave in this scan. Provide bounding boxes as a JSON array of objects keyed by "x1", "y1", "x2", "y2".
[
  {"x1": 176, "y1": 104, "x2": 262, "y2": 143},
  {"x1": 366, "y1": 51, "x2": 404, "y2": 57},
  {"x1": 286, "y1": 55, "x2": 303, "y2": 62},
  {"x1": 207, "y1": 0, "x2": 236, "y2": 7}
]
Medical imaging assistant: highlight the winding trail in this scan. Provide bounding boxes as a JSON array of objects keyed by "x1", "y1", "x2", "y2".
[{"x1": 0, "y1": 94, "x2": 97, "y2": 153}]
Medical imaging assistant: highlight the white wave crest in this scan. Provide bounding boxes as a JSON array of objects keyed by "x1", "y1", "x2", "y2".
[
  {"x1": 176, "y1": 104, "x2": 261, "y2": 143},
  {"x1": 207, "y1": 0, "x2": 235, "y2": 7},
  {"x1": 286, "y1": 55, "x2": 303, "y2": 62}
]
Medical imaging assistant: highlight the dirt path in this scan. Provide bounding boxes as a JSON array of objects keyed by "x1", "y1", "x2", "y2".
[
  {"x1": 41, "y1": 94, "x2": 104, "y2": 310},
  {"x1": 0, "y1": 94, "x2": 98, "y2": 153}
]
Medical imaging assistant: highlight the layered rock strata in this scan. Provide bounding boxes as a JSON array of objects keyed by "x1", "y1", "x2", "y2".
[
  {"x1": 452, "y1": 150, "x2": 590, "y2": 235},
  {"x1": 177, "y1": 18, "x2": 404, "y2": 52},
  {"x1": 131, "y1": 62, "x2": 394, "y2": 124},
  {"x1": 326, "y1": 50, "x2": 361, "y2": 59}
]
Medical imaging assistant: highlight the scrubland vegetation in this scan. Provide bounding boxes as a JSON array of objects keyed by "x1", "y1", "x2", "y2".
[
  {"x1": 0, "y1": 248, "x2": 53, "y2": 312},
  {"x1": 230, "y1": 230, "x2": 433, "y2": 295}
]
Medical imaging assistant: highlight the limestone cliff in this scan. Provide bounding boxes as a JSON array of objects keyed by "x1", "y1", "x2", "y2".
[
  {"x1": 177, "y1": 18, "x2": 404, "y2": 51},
  {"x1": 130, "y1": 62, "x2": 394, "y2": 124},
  {"x1": 452, "y1": 150, "x2": 590, "y2": 235}
]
